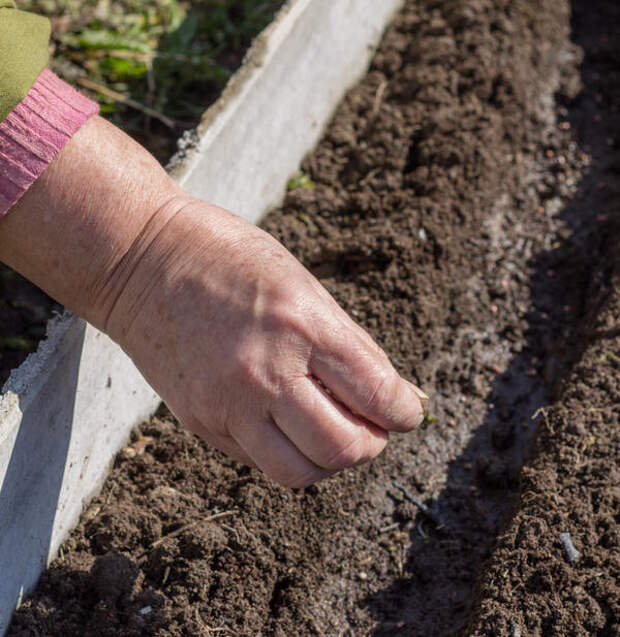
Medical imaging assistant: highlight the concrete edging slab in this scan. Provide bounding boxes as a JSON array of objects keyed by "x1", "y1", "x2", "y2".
[{"x1": 0, "y1": 0, "x2": 403, "y2": 631}]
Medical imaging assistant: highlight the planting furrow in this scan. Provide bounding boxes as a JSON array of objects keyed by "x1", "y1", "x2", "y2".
[
  {"x1": 467, "y1": 252, "x2": 619, "y2": 636},
  {"x1": 467, "y1": 0, "x2": 620, "y2": 633}
]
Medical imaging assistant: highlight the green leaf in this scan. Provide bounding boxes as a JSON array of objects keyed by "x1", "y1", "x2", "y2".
[
  {"x1": 101, "y1": 56, "x2": 148, "y2": 80},
  {"x1": 65, "y1": 29, "x2": 153, "y2": 53},
  {"x1": 287, "y1": 170, "x2": 316, "y2": 191}
]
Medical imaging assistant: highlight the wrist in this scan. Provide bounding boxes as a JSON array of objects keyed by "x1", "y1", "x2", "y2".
[
  {"x1": 0, "y1": 116, "x2": 182, "y2": 327},
  {"x1": 88, "y1": 192, "x2": 195, "y2": 338}
]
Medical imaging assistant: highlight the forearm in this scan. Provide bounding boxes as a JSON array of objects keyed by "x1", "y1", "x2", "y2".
[{"x1": 0, "y1": 115, "x2": 183, "y2": 328}]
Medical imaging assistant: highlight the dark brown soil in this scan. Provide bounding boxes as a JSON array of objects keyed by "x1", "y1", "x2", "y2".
[
  {"x1": 467, "y1": 1, "x2": 620, "y2": 634},
  {"x1": 0, "y1": 266, "x2": 60, "y2": 386},
  {"x1": 468, "y1": 277, "x2": 619, "y2": 637},
  {"x1": 8, "y1": 0, "x2": 619, "y2": 635}
]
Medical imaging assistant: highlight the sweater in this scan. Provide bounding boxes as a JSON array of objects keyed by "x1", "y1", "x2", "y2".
[
  {"x1": 0, "y1": 3, "x2": 98, "y2": 216},
  {"x1": 0, "y1": 1, "x2": 50, "y2": 122}
]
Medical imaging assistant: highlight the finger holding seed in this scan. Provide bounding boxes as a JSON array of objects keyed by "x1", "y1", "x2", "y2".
[{"x1": 309, "y1": 322, "x2": 428, "y2": 434}]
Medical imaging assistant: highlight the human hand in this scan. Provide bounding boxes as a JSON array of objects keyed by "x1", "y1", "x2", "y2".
[{"x1": 99, "y1": 197, "x2": 427, "y2": 487}]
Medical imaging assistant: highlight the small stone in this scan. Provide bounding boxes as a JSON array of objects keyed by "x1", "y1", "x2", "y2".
[
  {"x1": 510, "y1": 618, "x2": 522, "y2": 637},
  {"x1": 559, "y1": 532, "x2": 581, "y2": 564}
]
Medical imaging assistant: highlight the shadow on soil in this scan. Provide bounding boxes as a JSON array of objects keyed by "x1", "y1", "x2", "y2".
[{"x1": 365, "y1": 1, "x2": 619, "y2": 634}]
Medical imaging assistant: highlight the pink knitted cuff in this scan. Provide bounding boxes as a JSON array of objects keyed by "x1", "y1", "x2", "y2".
[{"x1": 0, "y1": 69, "x2": 99, "y2": 216}]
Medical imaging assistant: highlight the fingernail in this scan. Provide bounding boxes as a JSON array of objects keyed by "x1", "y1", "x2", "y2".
[
  {"x1": 414, "y1": 410, "x2": 425, "y2": 427},
  {"x1": 410, "y1": 382, "x2": 429, "y2": 412}
]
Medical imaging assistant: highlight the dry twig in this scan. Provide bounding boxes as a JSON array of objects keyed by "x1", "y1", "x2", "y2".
[
  {"x1": 138, "y1": 509, "x2": 238, "y2": 558},
  {"x1": 372, "y1": 80, "x2": 389, "y2": 116},
  {"x1": 391, "y1": 479, "x2": 445, "y2": 528}
]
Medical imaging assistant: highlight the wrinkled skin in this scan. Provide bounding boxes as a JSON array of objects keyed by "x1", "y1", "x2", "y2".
[{"x1": 0, "y1": 116, "x2": 427, "y2": 487}]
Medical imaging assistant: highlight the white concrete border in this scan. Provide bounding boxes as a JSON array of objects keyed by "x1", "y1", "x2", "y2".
[{"x1": 0, "y1": 0, "x2": 403, "y2": 631}]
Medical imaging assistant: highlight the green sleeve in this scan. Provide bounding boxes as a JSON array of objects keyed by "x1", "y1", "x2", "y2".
[{"x1": 0, "y1": 1, "x2": 51, "y2": 122}]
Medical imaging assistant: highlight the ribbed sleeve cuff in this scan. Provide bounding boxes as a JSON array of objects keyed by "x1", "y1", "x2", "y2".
[{"x1": 0, "y1": 69, "x2": 99, "y2": 216}]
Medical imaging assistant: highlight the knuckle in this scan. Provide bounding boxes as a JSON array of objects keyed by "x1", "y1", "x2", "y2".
[
  {"x1": 324, "y1": 435, "x2": 373, "y2": 471},
  {"x1": 229, "y1": 344, "x2": 281, "y2": 404},
  {"x1": 269, "y1": 299, "x2": 310, "y2": 336},
  {"x1": 364, "y1": 363, "x2": 396, "y2": 414},
  {"x1": 232, "y1": 345, "x2": 262, "y2": 384},
  {"x1": 264, "y1": 288, "x2": 321, "y2": 342}
]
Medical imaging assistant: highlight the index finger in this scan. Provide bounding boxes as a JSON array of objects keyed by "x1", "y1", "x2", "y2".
[{"x1": 309, "y1": 324, "x2": 428, "y2": 433}]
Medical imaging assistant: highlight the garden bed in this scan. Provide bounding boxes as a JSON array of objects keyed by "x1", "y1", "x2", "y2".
[{"x1": 7, "y1": 0, "x2": 619, "y2": 635}]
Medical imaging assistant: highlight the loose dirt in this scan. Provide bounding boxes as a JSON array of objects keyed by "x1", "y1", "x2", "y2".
[
  {"x1": 8, "y1": 0, "x2": 618, "y2": 635},
  {"x1": 467, "y1": 1, "x2": 620, "y2": 634}
]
